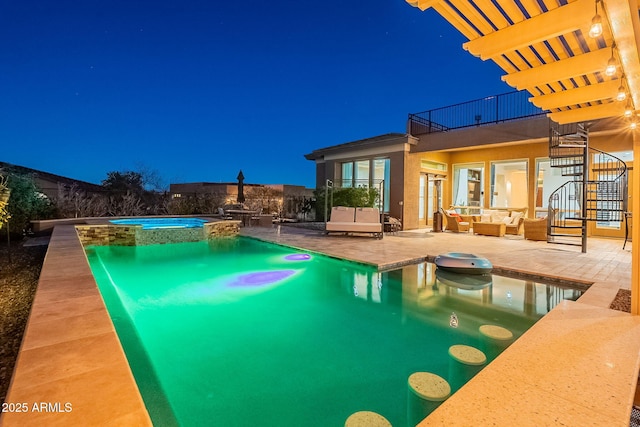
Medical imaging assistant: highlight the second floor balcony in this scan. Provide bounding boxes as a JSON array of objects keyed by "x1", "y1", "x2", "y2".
[{"x1": 408, "y1": 90, "x2": 548, "y2": 136}]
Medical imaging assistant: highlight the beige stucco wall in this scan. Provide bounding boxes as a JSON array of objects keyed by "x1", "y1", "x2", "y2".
[{"x1": 399, "y1": 128, "x2": 633, "y2": 231}]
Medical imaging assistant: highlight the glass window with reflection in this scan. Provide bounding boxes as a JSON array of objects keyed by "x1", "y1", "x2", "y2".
[
  {"x1": 341, "y1": 163, "x2": 353, "y2": 188},
  {"x1": 490, "y1": 160, "x2": 528, "y2": 208},
  {"x1": 338, "y1": 158, "x2": 390, "y2": 212},
  {"x1": 452, "y1": 163, "x2": 484, "y2": 212},
  {"x1": 354, "y1": 160, "x2": 370, "y2": 187},
  {"x1": 535, "y1": 159, "x2": 573, "y2": 218}
]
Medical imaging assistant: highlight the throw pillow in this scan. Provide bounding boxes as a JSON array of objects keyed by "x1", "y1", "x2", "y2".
[
  {"x1": 501, "y1": 216, "x2": 513, "y2": 225},
  {"x1": 480, "y1": 214, "x2": 491, "y2": 223},
  {"x1": 491, "y1": 211, "x2": 509, "y2": 223}
]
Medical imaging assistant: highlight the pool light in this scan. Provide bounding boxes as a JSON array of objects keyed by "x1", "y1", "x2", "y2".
[
  {"x1": 284, "y1": 253, "x2": 311, "y2": 261},
  {"x1": 449, "y1": 312, "x2": 459, "y2": 328},
  {"x1": 228, "y1": 270, "x2": 296, "y2": 287}
]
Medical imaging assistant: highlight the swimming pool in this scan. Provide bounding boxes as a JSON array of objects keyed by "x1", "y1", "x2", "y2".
[
  {"x1": 110, "y1": 217, "x2": 208, "y2": 229},
  {"x1": 85, "y1": 238, "x2": 582, "y2": 426}
]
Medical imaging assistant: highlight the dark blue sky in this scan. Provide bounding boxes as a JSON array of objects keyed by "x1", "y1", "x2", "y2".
[{"x1": 1, "y1": 1, "x2": 511, "y2": 188}]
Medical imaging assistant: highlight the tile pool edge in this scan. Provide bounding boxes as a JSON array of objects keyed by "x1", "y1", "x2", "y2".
[
  {"x1": 246, "y1": 234, "x2": 593, "y2": 290},
  {"x1": 0, "y1": 225, "x2": 152, "y2": 427},
  {"x1": 241, "y1": 235, "x2": 383, "y2": 269}
]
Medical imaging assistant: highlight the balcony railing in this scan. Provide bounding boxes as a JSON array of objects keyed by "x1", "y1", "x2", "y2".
[{"x1": 408, "y1": 90, "x2": 548, "y2": 135}]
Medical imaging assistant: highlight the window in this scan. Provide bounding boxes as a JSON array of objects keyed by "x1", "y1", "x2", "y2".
[
  {"x1": 490, "y1": 160, "x2": 528, "y2": 208},
  {"x1": 591, "y1": 152, "x2": 629, "y2": 230},
  {"x1": 341, "y1": 163, "x2": 353, "y2": 188},
  {"x1": 354, "y1": 160, "x2": 370, "y2": 187},
  {"x1": 373, "y1": 159, "x2": 390, "y2": 212},
  {"x1": 535, "y1": 159, "x2": 580, "y2": 218},
  {"x1": 453, "y1": 163, "x2": 484, "y2": 209},
  {"x1": 419, "y1": 175, "x2": 425, "y2": 220},
  {"x1": 339, "y1": 158, "x2": 390, "y2": 212},
  {"x1": 421, "y1": 160, "x2": 447, "y2": 171}
]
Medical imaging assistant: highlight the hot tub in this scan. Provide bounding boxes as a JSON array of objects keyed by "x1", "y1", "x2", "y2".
[{"x1": 110, "y1": 217, "x2": 208, "y2": 230}]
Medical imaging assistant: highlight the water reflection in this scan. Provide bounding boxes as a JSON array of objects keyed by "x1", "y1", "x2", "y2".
[
  {"x1": 342, "y1": 261, "x2": 584, "y2": 321},
  {"x1": 435, "y1": 269, "x2": 492, "y2": 290}
]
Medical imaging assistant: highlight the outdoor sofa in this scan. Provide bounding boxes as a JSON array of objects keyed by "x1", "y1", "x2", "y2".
[
  {"x1": 326, "y1": 206, "x2": 383, "y2": 239},
  {"x1": 472, "y1": 208, "x2": 527, "y2": 236}
]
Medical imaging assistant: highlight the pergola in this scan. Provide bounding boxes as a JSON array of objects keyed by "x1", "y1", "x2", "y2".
[{"x1": 407, "y1": 0, "x2": 640, "y2": 313}]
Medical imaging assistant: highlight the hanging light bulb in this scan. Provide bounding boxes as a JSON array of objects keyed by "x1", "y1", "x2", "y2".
[
  {"x1": 624, "y1": 100, "x2": 634, "y2": 118},
  {"x1": 605, "y1": 43, "x2": 617, "y2": 76},
  {"x1": 605, "y1": 56, "x2": 617, "y2": 76},
  {"x1": 616, "y1": 83, "x2": 626, "y2": 102},
  {"x1": 589, "y1": 0, "x2": 603, "y2": 38},
  {"x1": 631, "y1": 120, "x2": 638, "y2": 130}
]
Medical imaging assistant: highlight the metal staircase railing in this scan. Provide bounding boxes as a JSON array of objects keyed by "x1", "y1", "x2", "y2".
[
  {"x1": 547, "y1": 122, "x2": 628, "y2": 252},
  {"x1": 586, "y1": 148, "x2": 628, "y2": 222}
]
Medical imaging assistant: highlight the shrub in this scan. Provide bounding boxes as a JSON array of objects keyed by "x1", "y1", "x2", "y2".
[
  {"x1": 314, "y1": 186, "x2": 380, "y2": 221},
  {"x1": 4, "y1": 174, "x2": 55, "y2": 235}
]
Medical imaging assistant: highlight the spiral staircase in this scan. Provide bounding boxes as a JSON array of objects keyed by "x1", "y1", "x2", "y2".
[{"x1": 547, "y1": 123, "x2": 628, "y2": 252}]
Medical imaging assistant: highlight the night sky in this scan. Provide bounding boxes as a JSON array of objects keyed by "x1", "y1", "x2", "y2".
[{"x1": 1, "y1": 1, "x2": 512, "y2": 188}]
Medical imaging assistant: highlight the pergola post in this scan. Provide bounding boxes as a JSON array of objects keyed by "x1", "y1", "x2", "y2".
[{"x1": 632, "y1": 131, "x2": 640, "y2": 314}]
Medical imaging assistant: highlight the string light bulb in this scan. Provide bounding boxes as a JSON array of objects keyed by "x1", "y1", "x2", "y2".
[
  {"x1": 616, "y1": 80, "x2": 626, "y2": 102},
  {"x1": 624, "y1": 100, "x2": 633, "y2": 118},
  {"x1": 605, "y1": 44, "x2": 617, "y2": 77},
  {"x1": 589, "y1": 0, "x2": 603, "y2": 38}
]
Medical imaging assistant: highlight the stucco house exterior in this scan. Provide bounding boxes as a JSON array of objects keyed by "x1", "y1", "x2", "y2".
[{"x1": 305, "y1": 92, "x2": 633, "y2": 242}]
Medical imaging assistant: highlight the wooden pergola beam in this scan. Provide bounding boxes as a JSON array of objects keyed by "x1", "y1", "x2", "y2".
[
  {"x1": 529, "y1": 80, "x2": 621, "y2": 110},
  {"x1": 463, "y1": 0, "x2": 592, "y2": 60}
]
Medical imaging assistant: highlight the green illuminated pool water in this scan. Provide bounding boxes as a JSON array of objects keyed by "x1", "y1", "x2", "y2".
[{"x1": 85, "y1": 237, "x2": 582, "y2": 427}]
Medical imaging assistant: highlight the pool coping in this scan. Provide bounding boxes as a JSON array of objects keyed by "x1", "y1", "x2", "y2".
[
  {"x1": 0, "y1": 225, "x2": 152, "y2": 427},
  {"x1": 1, "y1": 224, "x2": 639, "y2": 426}
]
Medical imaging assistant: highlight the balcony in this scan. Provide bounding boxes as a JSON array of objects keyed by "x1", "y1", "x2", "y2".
[{"x1": 408, "y1": 90, "x2": 547, "y2": 136}]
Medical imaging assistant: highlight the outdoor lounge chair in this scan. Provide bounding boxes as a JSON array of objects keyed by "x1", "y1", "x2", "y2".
[{"x1": 442, "y1": 209, "x2": 470, "y2": 233}]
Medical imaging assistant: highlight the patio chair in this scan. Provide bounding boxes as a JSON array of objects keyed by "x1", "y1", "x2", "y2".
[
  {"x1": 383, "y1": 214, "x2": 402, "y2": 234},
  {"x1": 442, "y1": 209, "x2": 470, "y2": 233},
  {"x1": 217, "y1": 207, "x2": 232, "y2": 220},
  {"x1": 251, "y1": 207, "x2": 263, "y2": 225}
]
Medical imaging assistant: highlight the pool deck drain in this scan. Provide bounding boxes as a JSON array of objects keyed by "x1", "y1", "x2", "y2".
[{"x1": 0, "y1": 223, "x2": 637, "y2": 427}]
